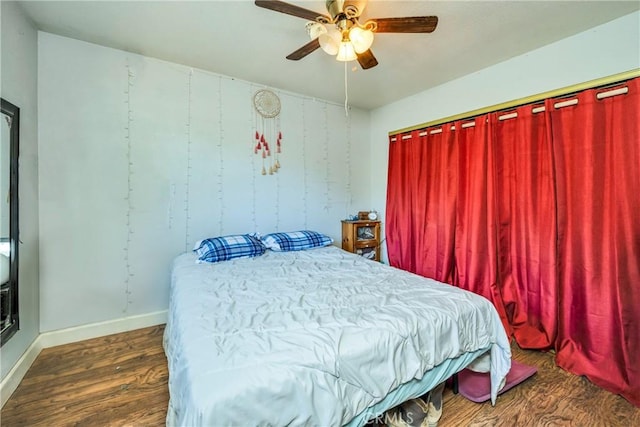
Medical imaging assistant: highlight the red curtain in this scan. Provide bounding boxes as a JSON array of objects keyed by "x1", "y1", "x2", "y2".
[
  {"x1": 408, "y1": 130, "x2": 431, "y2": 278},
  {"x1": 453, "y1": 117, "x2": 510, "y2": 332},
  {"x1": 550, "y1": 80, "x2": 640, "y2": 406},
  {"x1": 386, "y1": 132, "x2": 417, "y2": 272},
  {"x1": 386, "y1": 126, "x2": 458, "y2": 283},
  {"x1": 421, "y1": 126, "x2": 457, "y2": 284},
  {"x1": 493, "y1": 106, "x2": 559, "y2": 349},
  {"x1": 386, "y1": 77, "x2": 640, "y2": 406}
]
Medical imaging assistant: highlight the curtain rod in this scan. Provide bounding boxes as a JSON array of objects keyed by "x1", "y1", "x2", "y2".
[{"x1": 389, "y1": 68, "x2": 640, "y2": 136}]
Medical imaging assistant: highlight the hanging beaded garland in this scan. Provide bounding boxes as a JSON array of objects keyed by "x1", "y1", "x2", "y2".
[{"x1": 253, "y1": 89, "x2": 282, "y2": 175}]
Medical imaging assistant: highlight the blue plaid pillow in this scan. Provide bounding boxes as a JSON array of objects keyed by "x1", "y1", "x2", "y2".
[
  {"x1": 193, "y1": 234, "x2": 266, "y2": 263},
  {"x1": 261, "y1": 230, "x2": 333, "y2": 252}
]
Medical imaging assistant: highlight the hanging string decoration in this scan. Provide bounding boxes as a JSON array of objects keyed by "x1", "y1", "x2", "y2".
[
  {"x1": 123, "y1": 61, "x2": 135, "y2": 314},
  {"x1": 217, "y1": 76, "x2": 225, "y2": 235},
  {"x1": 253, "y1": 89, "x2": 282, "y2": 175},
  {"x1": 323, "y1": 102, "x2": 331, "y2": 212},
  {"x1": 301, "y1": 98, "x2": 308, "y2": 229},
  {"x1": 184, "y1": 68, "x2": 193, "y2": 252},
  {"x1": 249, "y1": 85, "x2": 258, "y2": 231}
]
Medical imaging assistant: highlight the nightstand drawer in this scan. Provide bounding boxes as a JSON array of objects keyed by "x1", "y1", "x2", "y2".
[{"x1": 355, "y1": 246, "x2": 378, "y2": 261}]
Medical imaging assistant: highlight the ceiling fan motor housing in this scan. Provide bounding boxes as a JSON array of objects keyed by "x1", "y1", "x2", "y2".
[{"x1": 326, "y1": 0, "x2": 366, "y2": 21}]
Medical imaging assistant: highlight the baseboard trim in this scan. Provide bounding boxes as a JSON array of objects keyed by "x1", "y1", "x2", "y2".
[
  {"x1": 0, "y1": 336, "x2": 43, "y2": 408},
  {"x1": 38, "y1": 310, "x2": 167, "y2": 349},
  {"x1": 0, "y1": 310, "x2": 167, "y2": 408}
]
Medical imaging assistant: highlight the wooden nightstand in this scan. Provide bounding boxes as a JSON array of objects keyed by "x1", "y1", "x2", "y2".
[{"x1": 341, "y1": 220, "x2": 381, "y2": 261}]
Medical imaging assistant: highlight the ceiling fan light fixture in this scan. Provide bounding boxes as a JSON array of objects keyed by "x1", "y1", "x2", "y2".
[
  {"x1": 336, "y1": 40, "x2": 357, "y2": 62},
  {"x1": 256, "y1": 0, "x2": 439, "y2": 70},
  {"x1": 349, "y1": 26, "x2": 374, "y2": 53}
]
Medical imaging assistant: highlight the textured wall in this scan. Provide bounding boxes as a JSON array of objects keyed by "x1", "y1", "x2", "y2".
[
  {"x1": 38, "y1": 33, "x2": 370, "y2": 332},
  {"x1": 0, "y1": 1, "x2": 40, "y2": 381}
]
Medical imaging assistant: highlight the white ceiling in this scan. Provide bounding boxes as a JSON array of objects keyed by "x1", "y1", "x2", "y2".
[{"x1": 18, "y1": 0, "x2": 640, "y2": 110}]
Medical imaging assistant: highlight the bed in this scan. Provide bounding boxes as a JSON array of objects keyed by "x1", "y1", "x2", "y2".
[{"x1": 164, "y1": 245, "x2": 511, "y2": 426}]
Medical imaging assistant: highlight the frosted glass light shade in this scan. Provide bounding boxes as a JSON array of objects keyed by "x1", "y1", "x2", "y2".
[
  {"x1": 306, "y1": 22, "x2": 327, "y2": 40},
  {"x1": 349, "y1": 27, "x2": 374, "y2": 53},
  {"x1": 319, "y1": 26, "x2": 341, "y2": 55},
  {"x1": 319, "y1": 34, "x2": 339, "y2": 55},
  {"x1": 336, "y1": 41, "x2": 357, "y2": 61}
]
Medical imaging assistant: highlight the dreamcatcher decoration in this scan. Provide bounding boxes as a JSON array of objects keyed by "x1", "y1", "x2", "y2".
[{"x1": 253, "y1": 89, "x2": 282, "y2": 175}]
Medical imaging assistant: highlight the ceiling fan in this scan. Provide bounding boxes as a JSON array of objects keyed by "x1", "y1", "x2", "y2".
[{"x1": 255, "y1": 0, "x2": 438, "y2": 70}]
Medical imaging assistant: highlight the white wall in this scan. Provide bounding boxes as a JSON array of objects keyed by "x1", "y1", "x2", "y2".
[
  {"x1": 0, "y1": 1, "x2": 40, "y2": 381},
  {"x1": 38, "y1": 33, "x2": 371, "y2": 332},
  {"x1": 370, "y1": 11, "x2": 640, "y2": 260}
]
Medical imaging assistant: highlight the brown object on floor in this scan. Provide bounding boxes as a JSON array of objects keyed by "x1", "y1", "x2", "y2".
[{"x1": 2, "y1": 326, "x2": 639, "y2": 426}]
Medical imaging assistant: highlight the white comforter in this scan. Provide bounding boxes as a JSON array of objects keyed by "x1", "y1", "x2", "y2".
[{"x1": 164, "y1": 246, "x2": 511, "y2": 426}]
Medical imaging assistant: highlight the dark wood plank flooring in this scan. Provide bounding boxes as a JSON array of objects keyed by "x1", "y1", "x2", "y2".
[
  {"x1": 439, "y1": 347, "x2": 639, "y2": 427},
  {"x1": 1, "y1": 325, "x2": 638, "y2": 426},
  {"x1": 1, "y1": 326, "x2": 168, "y2": 426}
]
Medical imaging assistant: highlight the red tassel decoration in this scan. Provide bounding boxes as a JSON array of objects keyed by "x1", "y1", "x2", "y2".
[{"x1": 254, "y1": 127, "x2": 282, "y2": 175}]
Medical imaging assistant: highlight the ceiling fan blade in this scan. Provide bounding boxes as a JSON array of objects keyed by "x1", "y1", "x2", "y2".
[
  {"x1": 286, "y1": 38, "x2": 321, "y2": 61},
  {"x1": 255, "y1": 1, "x2": 329, "y2": 22},
  {"x1": 373, "y1": 16, "x2": 438, "y2": 33},
  {"x1": 357, "y1": 49, "x2": 378, "y2": 70}
]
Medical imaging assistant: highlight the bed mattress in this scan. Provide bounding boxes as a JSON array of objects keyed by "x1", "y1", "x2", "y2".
[{"x1": 164, "y1": 246, "x2": 511, "y2": 426}]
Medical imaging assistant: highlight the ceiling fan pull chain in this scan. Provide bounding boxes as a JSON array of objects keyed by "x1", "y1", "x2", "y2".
[{"x1": 344, "y1": 61, "x2": 349, "y2": 117}]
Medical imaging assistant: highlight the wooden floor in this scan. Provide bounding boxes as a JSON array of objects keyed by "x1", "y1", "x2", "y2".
[
  {"x1": 1, "y1": 326, "x2": 169, "y2": 426},
  {"x1": 2, "y1": 325, "x2": 638, "y2": 426}
]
